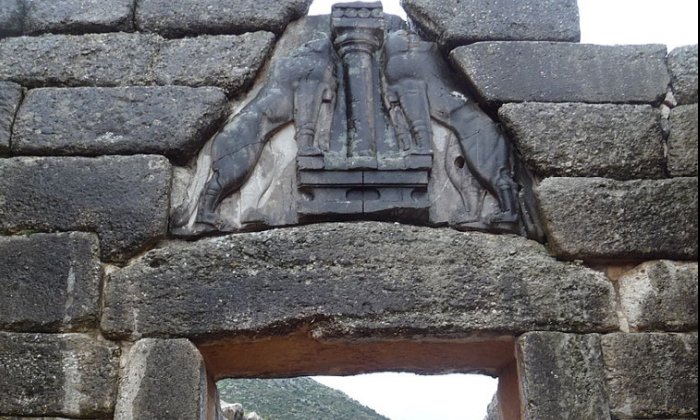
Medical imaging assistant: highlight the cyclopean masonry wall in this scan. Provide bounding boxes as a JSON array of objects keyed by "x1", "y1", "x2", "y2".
[{"x1": 0, "y1": 0, "x2": 697, "y2": 419}]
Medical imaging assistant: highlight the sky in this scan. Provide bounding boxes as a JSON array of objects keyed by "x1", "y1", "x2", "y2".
[{"x1": 303, "y1": 1, "x2": 698, "y2": 419}]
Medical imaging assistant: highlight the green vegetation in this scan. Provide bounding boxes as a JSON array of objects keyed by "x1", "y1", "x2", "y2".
[{"x1": 218, "y1": 377, "x2": 389, "y2": 420}]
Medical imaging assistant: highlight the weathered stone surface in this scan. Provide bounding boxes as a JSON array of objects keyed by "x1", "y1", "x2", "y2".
[
  {"x1": 12, "y1": 86, "x2": 228, "y2": 163},
  {"x1": 668, "y1": 45, "x2": 698, "y2": 105},
  {"x1": 500, "y1": 103, "x2": 665, "y2": 179},
  {"x1": 619, "y1": 261, "x2": 698, "y2": 332},
  {"x1": 536, "y1": 177, "x2": 698, "y2": 260},
  {"x1": 517, "y1": 332, "x2": 610, "y2": 420},
  {"x1": 136, "y1": 0, "x2": 311, "y2": 37},
  {"x1": 101, "y1": 223, "x2": 618, "y2": 339},
  {"x1": 668, "y1": 104, "x2": 699, "y2": 177},
  {"x1": 23, "y1": 0, "x2": 134, "y2": 34},
  {"x1": 114, "y1": 339, "x2": 210, "y2": 420},
  {"x1": 0, "y1": 81, "x2": 22, "y2": 155},
  {"x1": 402, "y1": 0, "x2": 580, "y2": 49},
  {"x1": 451, "y1": 43, "x2": 670, "y2": 105},
  {"x1": 0, "y1": 0, "x2": 23, "y2": 37},
  {"x1": 0, "y1": 156, "x2": 171, "y2": 263},
  {"x1": 152, "y1": 32, "x2": 276, "y2": 95},
  {"x1": 0, "y1": 32, "x2": 276, "y2": 94},
  {"x1": 602, "y1": 333, "x2": 698, "y2": 419},
  {"x1": 0, "y1": 33, "x2": 160, "y2": 88},
  {"x1": 0, "y1": 333, "x2": 119, "y2": 417},
  {"x1": 0, "y1": 233, "x2": 101, "y2": 332}
]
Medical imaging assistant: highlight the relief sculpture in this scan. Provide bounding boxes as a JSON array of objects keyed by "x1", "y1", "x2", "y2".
[{"x1": 172, "y1": 2, "x2": 533, "y2": 237}]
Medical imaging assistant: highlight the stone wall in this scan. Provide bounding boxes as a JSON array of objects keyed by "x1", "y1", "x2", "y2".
[{"x1": 0, "y1": 1, "x2": 697, "y2": 419}]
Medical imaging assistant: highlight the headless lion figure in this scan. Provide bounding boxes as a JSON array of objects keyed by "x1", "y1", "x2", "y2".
[
  {"x1": 383, "y1": 30, "x2": 519, "y2": 226},
  {"x1": 195, "y1": 37, "x2": 337, "y2": 230}
]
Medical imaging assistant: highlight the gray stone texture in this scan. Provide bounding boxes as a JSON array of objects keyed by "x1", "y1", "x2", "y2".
[
  {"x1": 0, "y1": 33, "x2": 160, "y2": 88},
  {"x1": 0, "y1": 233, "x2": 101, "y2": 333},
  {"x1": 0, "y1": 155, "x2": 171, "y2": 263},
  {"x1": 114, "y1": 339, "x2": 210, "y2": 420},
  {"x1": 499, "y1": 103, "x2": 665, "y2": 179},
  {"x1": 0, "y1": 0, "x2": 23, "y2": 37},
  {"x1": 451, "y1": 42, "x2": 670, "y2": 105},
  {"x1": 517, "y1": 332, "x2": 611, "y2": 420},
  {"x1": 602, "y1": 333, "x2": 698, "y2": 419},
  {"x1": 618, "y1": 261, "x2": 698, "y2": 332},
  {"x1": 0, "y1": 333, "x2": 119, "y2": 417},
  {"x1": 668, "y1": 104, "x2": 699, "y2": 177},
  {"x1": 23, "y1": 0, "x2": 134, "y2": 34},
  {"x1": 152, "y1": 32, "x2": 276, "y2": 94},
  {"x1": 536, "y1": 177, "x2": 698, "y2": 261},
  {"x1": 402, "y1": 0, "x2": 580, "y2": 49},
  {"x1": 135, "y1": 0, "x2": 312, "y2": 37},
  {"x1": 101, "y1": 223, "x2": 618, "y2": 340},
  {"x1": 0, "y1": 81, "x2": 22, "y2": 155},
  {"x1": 668, "y1": 45, "x2": 698, "y2": 105},
  {"x1": 0, "y1": 32, "x2": 275, "y2": 94},
  {"x1": 12, "y1": 86, "x2": 228, "y2": 163}
]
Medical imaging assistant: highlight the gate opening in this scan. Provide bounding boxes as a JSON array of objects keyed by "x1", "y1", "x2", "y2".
[{"x1": 196, "y1": 331, "x2": 522, "y2": 420}]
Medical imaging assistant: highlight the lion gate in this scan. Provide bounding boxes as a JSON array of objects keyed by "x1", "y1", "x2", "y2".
[{"x1": 0, "y1": 0, "x2": 697, "y2": 419}]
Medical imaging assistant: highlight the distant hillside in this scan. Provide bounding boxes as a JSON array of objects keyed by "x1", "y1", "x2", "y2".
[{"x1": 218, "y1": 377, "x2": 389, "y2": 420}]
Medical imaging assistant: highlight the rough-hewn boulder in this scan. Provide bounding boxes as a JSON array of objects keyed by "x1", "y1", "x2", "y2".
[
  {"x1": 101, "y1": 222, "x2": 618, "y2": 339},
  {"x1": 0, "y1": 32, "x2": 275, "y2": 95},
  {"x1": 23, "y1": 0, "x2": 134, "y2": 34},
  {"x1": 0, "y1": 233, "x2": 102, "y2": 332},
  {"x1": 668, "y1": 45, "x2": 698, "y2": 105},
  {"x1": 0, "y1": 81, "x2": 22, "y2": 155},
  {"x1": 500, "y1": 103, "x2": 665, "y2": 179},
  {"x1": 451, "y1": 43, "x2": 670, "y2": 105},
  {"x1": 135, "y1": 0, "x2": 312, "y2": 37},
  {"x1": 618, "y1": 261, "x2": 698, "y2": 332},
  {"x1": 517, "y1": 332, "x2": 611, "y2": 420},
  {"x1": 0, "y1": 333, "x2": 119, "y2": 417},
  {"x1": 668, "y1": 104, "x2": 699, "y2": 177},
  {"x1": 0, "y1": 0, "x2": 23, "y2": 37},
  {"x1": 0, "y1": 33, "x2": 160, "y2": 88},
  {"x1": 12, "y1": 86, "x2": 228, "y2": 163},
  {"x1": 152, "y1": 33, "x2": 276, "y2": 94},
  {"x1": 0, "y1": 156, "x2": 171, "y2": 263},
  {"x1": 602, "y1": 333, "x2": 698, "y2": 419},
  {"x1": 536, "y1": 177, "x2": 698, "y2": 261},
  {"x1": 114, "y1": 339, "x2": 212, "y2": 420},
  {"x1": 402, "y1": 0, "x2": 580, "y2": 49}
]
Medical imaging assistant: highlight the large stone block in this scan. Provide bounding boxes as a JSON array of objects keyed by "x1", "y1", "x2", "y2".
[
  {"x1": 451, "y1": 43, "x2": 670, "y2": 105},
  {"x1": 602, "y1": 333, "x2": 698, "y2": 419},
  {"x1": 0, "y1": 33, "x2": 160, "y2": 88},
  {"x1": 668, "y1": 45, "x2": 698, "y2": 105},
  {"x1": 0, "y1": 32, "x2": 275, "y2": 95},
  {"x1": 0, "y1": 0, "x2": 23, "y2": 37},
  {"x1": 136, "y1": 0, "x2": 311, "y2": 37},
  {"x1": 12, "y1": 86, "x2": 228, "y2": 163},
  {"x1": 402, "y1": 0, "x2": 580, "y2": 49},
  {"x1": 23, "y1": 0, "x2": 134, "y2": 34},
  {"x1": 0, "y1": 333, "x2": 119, "y2": 417},
  {"x1": 517, "y1": 332, "x2": 610, "y2": 420},
  {"x1": 0, "y1": 233, "x2": 102, "y2": 332},
  {"x1": 500, "y1": 103, "x2": 665, "y2": 179},
  {"x1": 619, "y1": 261, "x2": 698, "y2": 332},
  {"x1": 101, "y1": 223, "x2": 618, "y2": 340},
  {"x1": 536, "y1": 177, "x2": 698, "y2": 261},
  {"x1": 0, "y1": 156, "x2": 171, "y2": 263},
  {"x1": 114, "y1": 339, "x2": 212, "y2": 420},
  {"x1": 668, "y1": 104, "x2": 699, "y2": 177},
  {"x1": 152, "y1": 32, "x2": 276, "y2": 94},
  {"x1": 0, "y1": 81, "x2": 22, "y2": 155}
]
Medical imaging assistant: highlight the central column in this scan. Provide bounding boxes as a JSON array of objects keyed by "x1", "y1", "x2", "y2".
[{"x1": 331, "y1": 2, "x2": 385, "y2": 168}]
